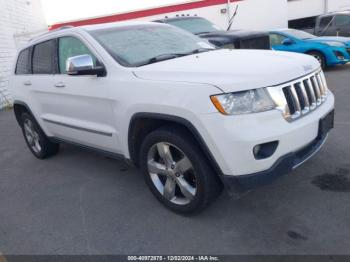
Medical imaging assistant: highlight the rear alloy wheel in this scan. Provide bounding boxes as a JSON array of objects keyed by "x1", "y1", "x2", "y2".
[
  {"x1": 21, "y1": 113, "x2": 59, "y2": 159},
  {"x1": 23, "y1": 118, "x2": 42, "y2": 154},
  {"x1": 140, "y1": 126, "x2": 222, "y2": 214}
]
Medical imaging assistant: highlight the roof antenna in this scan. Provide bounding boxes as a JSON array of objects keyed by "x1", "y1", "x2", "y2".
[{"x1": 227, "y1": 5, "x2": 239, "y2": 31}]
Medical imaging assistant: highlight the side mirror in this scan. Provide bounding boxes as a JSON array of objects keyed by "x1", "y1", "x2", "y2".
[
  {"x1": 66, "y1": 54, "x2": 105, "y2": 76},
  {"x1": 282, "y1": 38, "x2": 294, "y2": 46}
]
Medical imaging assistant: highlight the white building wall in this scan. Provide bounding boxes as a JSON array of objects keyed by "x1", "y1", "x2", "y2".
[
  {"x1": 132, "y1": 0, "x2": 288, "y2": 30},
  {"x1": 288, "y1": 0, "x2": 350, "y2": 20},
  {"x1": 228, "y1": 0, "x2": 288, "y2": 30},
  {"x1": 0, "y1": 0, "x2": 47, "y2": 109},
  {"x1": 327, "y1": 0, "x2": 350, "y2": 12}
]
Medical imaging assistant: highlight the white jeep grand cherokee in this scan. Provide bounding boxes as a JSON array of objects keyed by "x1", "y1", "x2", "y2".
[{"x1": 10, "y1": 22, "x2": 334, "y2": 214}]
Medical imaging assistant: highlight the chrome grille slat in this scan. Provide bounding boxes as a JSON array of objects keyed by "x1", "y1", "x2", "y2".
[
  {"x1": 306, "y1": 78, "x2": 317, "y2": 110},
  {"x1": 311, "y1": 76, "x2": 322, "y2": 105},
  {"x1": 315, "y1": 73, "x2": 325, "y2": 96},
  {"x1": 299, "y1": 82, "x2": 310, "y2": 114},
  {"x1": 282, "y1": 86, "x2": 296, "y2": 115},
  {"x1": 289, "y1": 85, "x2": 302, "y2": 119},
  {"x1": 320, "y1": 72, "x2": 329, "y2": 96},
  {"x1": 316, "y1": 73, "x2": 327, "y2": 100},
  {"x1": 268, "y1": 69, "x2": 328, "y2": 122}
]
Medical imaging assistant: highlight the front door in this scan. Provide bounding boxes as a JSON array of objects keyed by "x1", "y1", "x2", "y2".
[{"x1": 32, "y1": 36, "x2": 119, "y2": 153}]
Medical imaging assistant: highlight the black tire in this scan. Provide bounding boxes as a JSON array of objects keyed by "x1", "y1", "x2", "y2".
[
  {"x1": 21, "y1": 112, "x2": 59, "y2": 159},
  {"x1": 307, "y1": 51, "x2": 326, "y2": 69},
  {"x1": 140, "y1": 126, "x2": 222, "y2": 215}
]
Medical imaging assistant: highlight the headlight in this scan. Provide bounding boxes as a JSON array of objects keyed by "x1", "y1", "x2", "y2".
[
  {"x1": 210, "y1": 88, "x2": 276, "y2": 115},
  {"x1": 323, "y1": 41, "x2": 345, "y2": 47}
]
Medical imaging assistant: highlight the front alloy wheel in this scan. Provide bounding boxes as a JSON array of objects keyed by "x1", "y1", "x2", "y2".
[
  {"x1": 147, "y1": 142, "x2": 197, "y2": 205},
  {"x1": 140, "y1": 127, "x2": 222, "y2": 214}
]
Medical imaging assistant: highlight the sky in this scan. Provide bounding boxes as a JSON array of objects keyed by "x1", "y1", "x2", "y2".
[{"x1": 41, "y1": 0, "x2": 188, "y2": 25}]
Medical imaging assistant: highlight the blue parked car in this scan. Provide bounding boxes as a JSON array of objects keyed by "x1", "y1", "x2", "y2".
[{"x1": 269, "y1": 29, "x2": 350, "y2": 68}]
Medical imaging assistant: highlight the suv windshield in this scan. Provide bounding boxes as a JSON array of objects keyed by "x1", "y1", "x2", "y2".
[
  {"x1": 164, "y1": 17, "x2": 220, "y2": 35},
  {"x1": 283, "y1": 29, "x2": 316, "y2": 40},
  {"x1": 90, "y1": 24, "x2": 215, "y2": 67}
]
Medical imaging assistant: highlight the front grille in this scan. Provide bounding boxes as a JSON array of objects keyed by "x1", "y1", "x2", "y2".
[
  {"x1": 282, "y1": 71, "x2": 327, "y2": 121},
  {"x1": 239, "y1": 36, "x2": 270, "y2": 50},
  {"x1": 267, "y1": 69, "x2": 328, "y2": 122}
]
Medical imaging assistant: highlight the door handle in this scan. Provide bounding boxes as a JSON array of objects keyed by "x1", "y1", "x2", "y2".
[
  {"x1": 24, "y1": 81, "x2": 32, "y2": 86},
  {"x1": 54, "y1": 82, "x2": 65, "y2": 88}
]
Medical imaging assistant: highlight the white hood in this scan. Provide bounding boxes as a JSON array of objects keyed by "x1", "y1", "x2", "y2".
[{"x1": 133, "y1": 49, "x2": 320, "y2": 93}]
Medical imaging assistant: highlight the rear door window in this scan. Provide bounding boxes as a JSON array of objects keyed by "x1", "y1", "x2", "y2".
[
  {"x1": 32, "y1": 40, "x2": 57, "y2": 74},
  {"x1": 15, "y1": 48, "x2": 31, "y2": 75}
]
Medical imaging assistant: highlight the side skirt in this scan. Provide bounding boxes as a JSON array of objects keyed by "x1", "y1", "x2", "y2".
[{"x1": 49, "y1": 137, "x2": 133, "y2": 165}]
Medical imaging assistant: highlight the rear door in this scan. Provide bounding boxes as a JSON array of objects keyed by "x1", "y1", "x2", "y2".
[
  {"x1": 42, "y1": 35, "x2": 119, "y2": 153},
  {"x1": 26, "y1": 39, "x2": 58, "y2": 130},
  {"x1": 12, "y1": 47, "x2": 34, "y2": 103}
]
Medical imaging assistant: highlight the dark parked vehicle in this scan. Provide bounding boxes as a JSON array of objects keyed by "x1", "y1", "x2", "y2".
[
  {"x1": 154, "y1": 16, "x2": 270, "y2": 50},
  {"x1": 303, "y1": 11, "x2": 350, "y2": 37}
]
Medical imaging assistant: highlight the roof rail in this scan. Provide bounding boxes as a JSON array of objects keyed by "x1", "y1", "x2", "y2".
[
  {"x1": 29, "y1": 25, "x2": 74, "y2": 41},
  {"x1": 56, "y1": 25, "x2": 74, "y2": 30}
]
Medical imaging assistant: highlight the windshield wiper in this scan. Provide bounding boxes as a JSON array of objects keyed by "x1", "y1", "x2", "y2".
[
  {"x1": 195, "y1": 31, "x2": 212, "y2": 35},
  {"x1": 137, "y1": 53, "x2": 188, "y2": 66},
  {"x1": 189, "y1": 48, "x2": 215, "y2": 54},
  {"x1": 137, "y1": 48, "x2": 215, "y2": 67}
]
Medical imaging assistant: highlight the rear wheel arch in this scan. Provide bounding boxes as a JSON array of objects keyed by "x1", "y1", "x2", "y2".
[
  {"x1": 127, "y1": 113, "x2": 224, "y2": 177},
  {"x1": 13, "y1": 101, "x2": 32, "y2": 126},
  {"x1": 13, "y1": 101, "x2": 48, "y2": 136}
]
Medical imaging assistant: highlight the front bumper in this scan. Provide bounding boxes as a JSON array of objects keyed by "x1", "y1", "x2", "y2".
[
  {"x1": 327, "y1": 46, "x2": 350, "y2": 66},
  {"x1": 223, "y1": 122, "x2": 331, "y2": 194}
]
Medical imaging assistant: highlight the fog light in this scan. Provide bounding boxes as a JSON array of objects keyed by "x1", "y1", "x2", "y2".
[
  {"x1": 334, "y1": 51, "x2": 345, "y2": 60},
  {"x1": 253, "y1": 145, "x2": 261, "y2": 156},
  {"x1": 253, "y1": 141, "x2": 279, "y2": 160}
]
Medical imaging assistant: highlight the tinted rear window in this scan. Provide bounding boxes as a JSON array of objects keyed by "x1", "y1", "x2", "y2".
[
  {"x1": 32, "y1": 40, "x2": 56, "y2": 74},
  {"x1": 15, "y1": 48, "x2": 31, "y2": 75}
]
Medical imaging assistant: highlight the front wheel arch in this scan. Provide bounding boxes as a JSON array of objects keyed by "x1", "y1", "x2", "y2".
[{"x1": 128, "y1": 113, "x2": 224, "y2": 178}]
